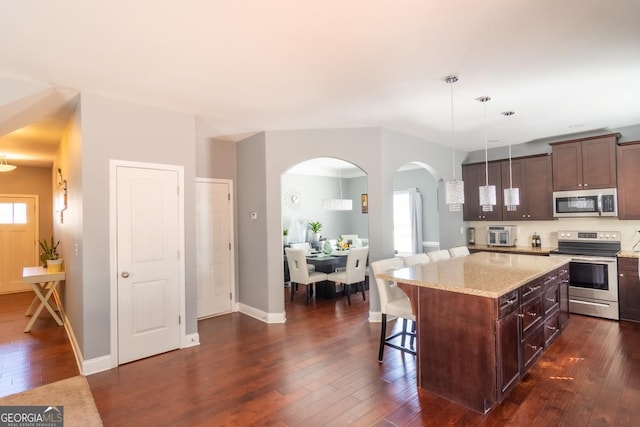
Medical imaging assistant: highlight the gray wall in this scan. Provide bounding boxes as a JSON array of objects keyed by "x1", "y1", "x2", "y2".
[
  {"x1": 236, "y1": 127, "x2": 467, "y2": 320},
  {"x1": 73, "y1": 93, "x2": 197, "y2": 360},
  {"x1": 464, "y1": 123, "x2": 640, "y2": 163}
]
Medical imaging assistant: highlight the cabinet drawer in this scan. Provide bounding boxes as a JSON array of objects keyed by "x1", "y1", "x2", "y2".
[
  {"x1": 544, "y1": 311, "x2": 561, "y2": 346},
  {"x1": 520, "y1": 296, "x2": 543, "y2": 336},
  {"x1": 543, "y1": 285, "x2": 560, "y2": 315},
  {"x1": 520, "y1": 279, "x2": 543, "y2": 303},
  {"x1": 498, "y1": 289, "x2": 519, "y2": 319},
  {"x1": 522, "y1": 326, "x2": 544, "y2": 372}
]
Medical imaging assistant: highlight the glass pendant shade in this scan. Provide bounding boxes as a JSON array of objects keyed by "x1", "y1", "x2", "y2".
[
  {"x1": 477, "y1": 96, "x2": 495, "y2": 212},
  {"x1": 322, "y1": 198, "x2": 352, "y2": 211},
  {"x1": 444, "y1": 75, "x2": 464, "y2": 213},
  {"x1": 504, "y1": 187, "x2": 520, "y2": 211},
  {"x1": 502, "y1": 110, "x2": 520, "y2": 212},
  {"x1": 479, "y1": 185, "x2": 496, "y2": 211},
  {"x1": 445, "y1": 179, "x2": 465, "y2": 211}
]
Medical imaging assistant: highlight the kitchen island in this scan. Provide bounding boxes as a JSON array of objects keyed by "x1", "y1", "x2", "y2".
[{"x1": 377, "y1": 252, "x2": 570, "y2": 413}]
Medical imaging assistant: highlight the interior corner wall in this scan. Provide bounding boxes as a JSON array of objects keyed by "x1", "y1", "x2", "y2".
[
  {"x1": 54, "y1": 101, "x2": 83, "y2": 352},
  {"x1": 79, "y1": 93, "x2": 197, "y2": 360},
  {"x1": 236, "y1": 132, "x2": 269, "y2": 312}
]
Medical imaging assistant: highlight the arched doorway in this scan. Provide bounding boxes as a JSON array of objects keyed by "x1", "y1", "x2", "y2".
[
  {"x1": 393, "y1": 162, "x2": 440, "y2": 255},
  {"x1": 281, "y1": 157, "x2": 369, "y2": 307}
]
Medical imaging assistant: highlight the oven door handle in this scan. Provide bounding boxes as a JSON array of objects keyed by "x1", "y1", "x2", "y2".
[{"x1": 570, "y1": 257, "x2": 617, "y2": 264}]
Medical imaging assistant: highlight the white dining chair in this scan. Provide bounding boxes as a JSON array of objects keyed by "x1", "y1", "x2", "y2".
[
  {"x1": 285, "y1": 248, "x2": 328, "y2": 304},
  {"x1": 449, "y1": 246, "x2": 470, "y2": 258},
  {"x1": 287, "y1": 242, "x2": 315, "y2": 272},
  {"x1": 370, "y1": 258, "x2": 416, "y2": 362},
  {"x1": 403, "y1": 253, "x2": 430, "y2": 267},
  {"x1": 428, "y1": 249, "x2": 451, "y2": 262},
  {"x1": 327, "y1": 246, "x2": 369, "y2": 305}
]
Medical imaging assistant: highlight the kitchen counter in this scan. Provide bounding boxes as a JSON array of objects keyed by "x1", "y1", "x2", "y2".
[
  {"x1": 377, "y1": 251, "x2": 570, "y2": 413},
  {"x1": 618, "y1": 250, "x2": 640, "y2": 259},
  {"x1": 378, "y1": 251, "x2": 571, "y2": 298},
  {"x1": 469, "y1": 244, "x2": 553, "y2": 256}
]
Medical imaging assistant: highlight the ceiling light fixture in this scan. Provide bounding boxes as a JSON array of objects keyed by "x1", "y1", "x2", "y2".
[
  {"x1": 477, "y1": 96, "x2": 496, "y2": 212},
  {"x1": 322, "y1": 169, "x2": 352, "y2": 211},
  {"x1": 444, "y1": 75, "x2": 464, "y2": 212},
  {"x1": 0, "y1": 156, "x2": 17, "y2": 173},
  {"x1": 502, "y1": 111, "x2": 520, "y2": 211}
]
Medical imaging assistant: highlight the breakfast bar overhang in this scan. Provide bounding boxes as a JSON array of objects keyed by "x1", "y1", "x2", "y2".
[{"x1": 377, "y1": 252, "x2": 571, "y2": 413}]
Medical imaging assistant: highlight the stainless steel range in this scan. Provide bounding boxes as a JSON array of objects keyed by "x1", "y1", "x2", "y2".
[{"x1": 549, "y1": 230, "x2": 620, "y2": 320}]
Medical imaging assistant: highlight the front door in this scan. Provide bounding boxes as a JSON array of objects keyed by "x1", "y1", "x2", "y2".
[
  {"x1": 0, "y1": 196, "x2": 38, "y2": 294},
  {"x1": 116, "y1": 165, "x2": 181, "y2": 364},
  {"x1": 196, "y1": 180, "x2": 233, "y2": 318}
]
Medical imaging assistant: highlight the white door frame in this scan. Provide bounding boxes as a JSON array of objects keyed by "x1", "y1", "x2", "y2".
[
  {"x1": 195, "y1": 178, "x2": 236, "y2": 313},
  {"x1": 108, "y1": 160, "x2": 186, "y2": 368}
]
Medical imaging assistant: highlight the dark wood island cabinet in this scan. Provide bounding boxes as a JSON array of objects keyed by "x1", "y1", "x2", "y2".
[{"x1": 378, "y1": 253, "x2": 570, "y2": 413}]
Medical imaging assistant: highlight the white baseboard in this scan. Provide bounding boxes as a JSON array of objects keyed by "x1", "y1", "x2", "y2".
[
  {"x1": 238, "y1": 303, "x2": 286, "y2": 323},
  {"x1": 83, "y1": 355, "x2": 113, "y2": 376},
  {"x1": 182, "y1": 332, "x2": 200, "y2": 348},
  {"x1": 369, "y1": 311, "x2": 382, "y2": 322}
]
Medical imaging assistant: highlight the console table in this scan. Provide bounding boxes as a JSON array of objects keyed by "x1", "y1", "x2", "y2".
[{"x1": 22, "y1": 266, "x2": 65, "y2": 332}]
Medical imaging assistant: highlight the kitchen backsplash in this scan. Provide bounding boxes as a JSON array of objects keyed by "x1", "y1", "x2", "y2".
[{"x1": 468, "y1": 218, "x2": 640, "y2": 251}]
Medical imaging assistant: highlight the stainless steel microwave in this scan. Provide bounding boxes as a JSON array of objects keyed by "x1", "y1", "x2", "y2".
[{"x1": 553, "y1": 188, "x2": 617, "y2": 217}]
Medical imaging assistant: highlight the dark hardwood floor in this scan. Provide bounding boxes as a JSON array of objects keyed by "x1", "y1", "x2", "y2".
[{"x1": 2, "y1": 289, "x2": 640, "y2": 425}]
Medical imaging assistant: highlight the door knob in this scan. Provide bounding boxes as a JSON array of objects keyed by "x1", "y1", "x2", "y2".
[{"x1": 121, "y1": 271, "x2": 130, "y2": 278}]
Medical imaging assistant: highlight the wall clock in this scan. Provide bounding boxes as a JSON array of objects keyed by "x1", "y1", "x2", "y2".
[{"x1": 284, "y1": 187, "x2": 303, "y2": 210}]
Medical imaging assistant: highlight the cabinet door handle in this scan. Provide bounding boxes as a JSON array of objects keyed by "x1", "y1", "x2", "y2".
[
  {"x1": 547, "y1": 325, "x2": 557, "y2": 331},
  {"x1": 527, "y1": 311, "x2": 537, "y2": 317},
  {"x1": 546, "y1": 297, "x2": 557, "y2": 303},
  {"x1": 517, "y1": 313, "x2": 525, "y2": 318},
  {"x1": 528, "y1": 344, "x2": 539, "y2": 350},
  {"x1": 620, "y1": 273, "x2": 624, "y2": 277}
]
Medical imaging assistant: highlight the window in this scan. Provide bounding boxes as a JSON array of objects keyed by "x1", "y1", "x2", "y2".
[
  {"x1": 393, "y1": 191, "x2": 412, "y2": 256},
  {"x1": 0, "y1": 203, "x2": 27, "y2": 224}
]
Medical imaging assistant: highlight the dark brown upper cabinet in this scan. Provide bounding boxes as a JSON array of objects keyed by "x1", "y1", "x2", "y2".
[{"x1": 550, "y1": 134, "x2": 619, "y2": 191}]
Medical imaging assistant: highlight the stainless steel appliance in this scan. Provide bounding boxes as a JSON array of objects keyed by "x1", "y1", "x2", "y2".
[
  {"x1": 549, "y1": 230, "x2": 620, "y2": 320},
  {"x1": 553, "y1": 188, "x2": 617, "y2": 218},
  {"x1": 467, "y1": 227, "x2": 476, "y2": 245},
  {"x1": 486, "y1": 225, "x2": 517, "y2": 247}
]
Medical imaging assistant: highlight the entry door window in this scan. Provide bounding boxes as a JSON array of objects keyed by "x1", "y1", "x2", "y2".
[{"x1": 0, "y1": 202, "x2": 27, "y2": 224}]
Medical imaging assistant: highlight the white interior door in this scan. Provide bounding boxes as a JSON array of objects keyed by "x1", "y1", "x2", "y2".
[
  {"x1": 0, "y1": 196, "x2": 38, "y2": 294},
  {"x1": 116, "y1": 166, "x2": 181, "y2": 364},
  {"x1": 196, "y1": 180, "x2": 233, "y2": 318}
]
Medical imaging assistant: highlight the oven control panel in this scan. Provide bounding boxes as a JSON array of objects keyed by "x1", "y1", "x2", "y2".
[{"x1": 557, "y1": 231, "x2": 620, "y2": 242}]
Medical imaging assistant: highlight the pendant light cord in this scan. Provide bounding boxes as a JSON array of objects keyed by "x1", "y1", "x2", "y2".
[
  {"x1": 483, "y1": 99, "x2": 489, "y2": 186},
  {"x1": 450, "y1": 80, "x2": 456, "y2": 180}
]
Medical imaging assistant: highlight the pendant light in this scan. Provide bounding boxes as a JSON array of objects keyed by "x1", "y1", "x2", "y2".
[
  {"x1": 477, "y1": 96, "x2": 496, "y2": 212},
  {"x1": 502, "y1": 111, "x2": 520, "y2": 211},
  {"x1": 444, "y1": 75, "x2": 464, "y2": 212},
  {"x1": 0, "y1": 156, "x2": 17, "y2": 172},
  {"x1": 322, "y1": 169, "x2": 352, "y2": 211}
]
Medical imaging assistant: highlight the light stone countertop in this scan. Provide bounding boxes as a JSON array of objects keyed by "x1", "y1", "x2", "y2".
[
  {"x1": 377, "y1": 252, "x2": 571, "y2": 299},
  {"x1": 618, "y1": 251, "x2": 640, "y2": 259},
  {"x1": 469, "y1": 244, "x2": 553, "y2": 255}
]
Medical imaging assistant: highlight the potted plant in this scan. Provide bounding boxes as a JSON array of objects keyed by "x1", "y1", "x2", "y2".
[
  {"x1": 39, "y1": 237, "x2": 63, "y2": 272},
  {"x1": 308, "y1": 221, "x2": 322, "y2": 242},
  {"x1": 283, "y1": 228, "x2": 289, "y2": 245}
]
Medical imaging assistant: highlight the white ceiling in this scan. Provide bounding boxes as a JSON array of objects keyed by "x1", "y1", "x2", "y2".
[{"x1": 1, "y1": 0, "x2": 639, "y2": 167}]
